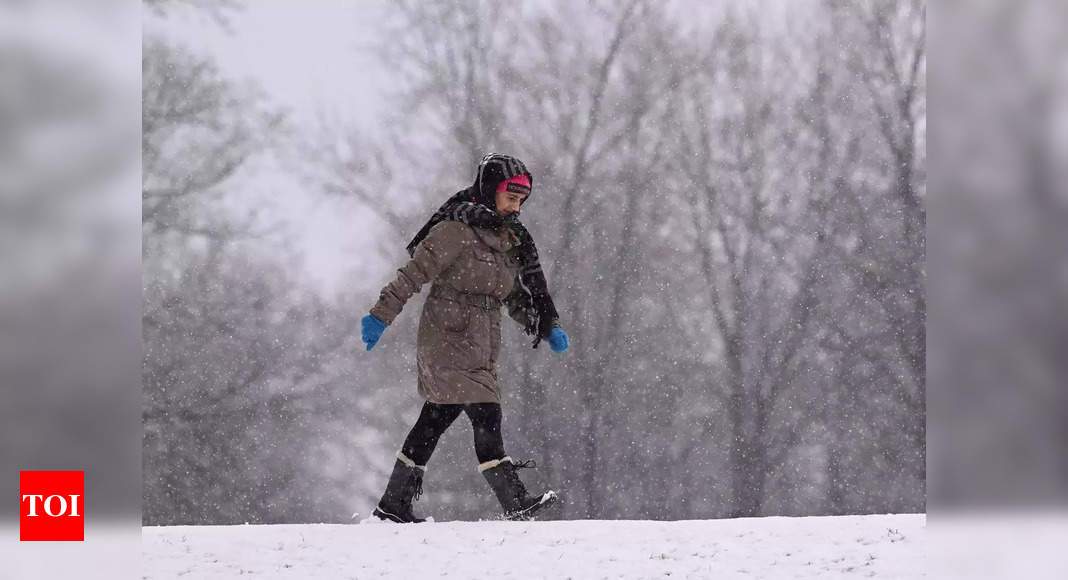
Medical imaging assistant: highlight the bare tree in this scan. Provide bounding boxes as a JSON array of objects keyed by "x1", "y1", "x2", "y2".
[
  {"x1": 142, "y1": 39, "x2": 282, "y2": 252},
  {"x1": 821, "y1": 0, "x2": 926, "y2": 491},
  {"x1": 667, "y1": 8, "x2": 835, "y2": 517},
  {"x1": 142, "y1": 13, "x2": 370, "y2": 523},
  {"x1": 514, "y1": 0, "x2": 648, "y2": 518}
]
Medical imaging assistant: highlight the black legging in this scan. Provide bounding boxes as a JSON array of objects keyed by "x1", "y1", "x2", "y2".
[{"x1": 400, "y1": 401, "x2": 506, "y2": 466}]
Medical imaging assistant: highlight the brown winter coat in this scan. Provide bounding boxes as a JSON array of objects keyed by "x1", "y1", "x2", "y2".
[{"x1": 370, "y1": 220, "x2": 528, "y2": 404}]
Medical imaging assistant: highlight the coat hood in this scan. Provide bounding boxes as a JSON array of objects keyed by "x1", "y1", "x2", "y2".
[{"x1": 472, "y1": 153, "x2": 533, "y2": 207}]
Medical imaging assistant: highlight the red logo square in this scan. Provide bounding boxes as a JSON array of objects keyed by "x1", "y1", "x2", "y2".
[{"x1": 19, "y1": 471, "x2": 84, "y2": 541}]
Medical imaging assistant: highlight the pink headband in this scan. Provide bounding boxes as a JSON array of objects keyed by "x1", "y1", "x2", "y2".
[{"x1": 496, "y1": 174, "x2": 531, "y2": 194}]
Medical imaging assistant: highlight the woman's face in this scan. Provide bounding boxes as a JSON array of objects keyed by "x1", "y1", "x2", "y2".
[{"x1": 495, "y1": 189, "x2": 528, "y2": 216}]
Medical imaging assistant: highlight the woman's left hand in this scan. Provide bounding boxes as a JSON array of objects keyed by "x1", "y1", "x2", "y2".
[{"x1": 548, "y1": 327, "x2": 569, "y2": 353}]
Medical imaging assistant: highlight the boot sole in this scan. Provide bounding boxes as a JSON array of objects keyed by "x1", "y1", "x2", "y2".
[
  {"x1": 506, "y1": 491, "x2": 559, "y2": 521},
  {"x1": 372, "y1": 507, "x2": 427, "y2": 524}
]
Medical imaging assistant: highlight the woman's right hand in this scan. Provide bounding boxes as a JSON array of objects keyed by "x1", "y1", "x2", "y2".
[{"x1": 361, "y1": 314, "x2": 388, "y2": 351}]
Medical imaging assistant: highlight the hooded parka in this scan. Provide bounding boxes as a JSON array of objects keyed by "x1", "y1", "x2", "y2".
[{"x1": 370, "y1": 220, "x2": 529, "y2": 404}]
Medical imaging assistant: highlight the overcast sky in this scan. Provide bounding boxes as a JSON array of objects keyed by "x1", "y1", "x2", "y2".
[
  {"x1": 146, "y1": 1, "x2": 395, "y2": 297},
  {"x1": 148, "y1": 0, "x2": 389, "y2": 127}
]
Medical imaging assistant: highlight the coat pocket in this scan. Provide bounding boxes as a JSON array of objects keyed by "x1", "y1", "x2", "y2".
[{"x1": 429, "y1": 299, "x2": 472, "y2": 334}]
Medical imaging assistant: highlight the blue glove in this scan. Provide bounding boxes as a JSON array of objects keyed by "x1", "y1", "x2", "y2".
[
  {"x1": 361, "y1": 314, "x2": 387, "y2": 351},
  {"x1": 548, "y1": 327, "x2": 569, "y2": 353}
]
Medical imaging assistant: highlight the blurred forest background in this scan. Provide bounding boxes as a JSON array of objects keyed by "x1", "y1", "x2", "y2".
[{"x1": 142, "y1": 0, "x2": 925, "y2": 524}]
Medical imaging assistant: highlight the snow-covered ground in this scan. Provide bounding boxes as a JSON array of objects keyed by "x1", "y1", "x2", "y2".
[{"x1": 143, "y1": 513, "x2": 925, "y2": 579}]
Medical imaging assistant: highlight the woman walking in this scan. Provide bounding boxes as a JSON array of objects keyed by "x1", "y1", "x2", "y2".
[{"x1": 361, "y1": 154, "x2": 569, "y2": 523}]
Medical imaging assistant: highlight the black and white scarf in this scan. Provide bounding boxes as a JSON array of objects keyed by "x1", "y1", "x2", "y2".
[{"x1": 406, "y1": 155, "x2": 560, "y2": 348}]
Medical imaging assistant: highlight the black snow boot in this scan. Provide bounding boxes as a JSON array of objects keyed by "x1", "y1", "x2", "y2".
[
  {"x1": 372, "y1": 454, "x2": 427, "y2": 523},
  {"x1": 480, "y1": 456, "x2": 559, "y2": 520}
]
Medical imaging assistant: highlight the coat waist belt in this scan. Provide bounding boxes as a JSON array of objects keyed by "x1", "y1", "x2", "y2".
[{"x1": 429, "y1": 285, "x2": 502, "y2": 311}]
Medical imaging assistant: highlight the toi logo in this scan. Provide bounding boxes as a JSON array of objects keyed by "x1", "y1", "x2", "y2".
[{"x1": 20, "y1": 471, "x2": 84, "y2": 541}]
